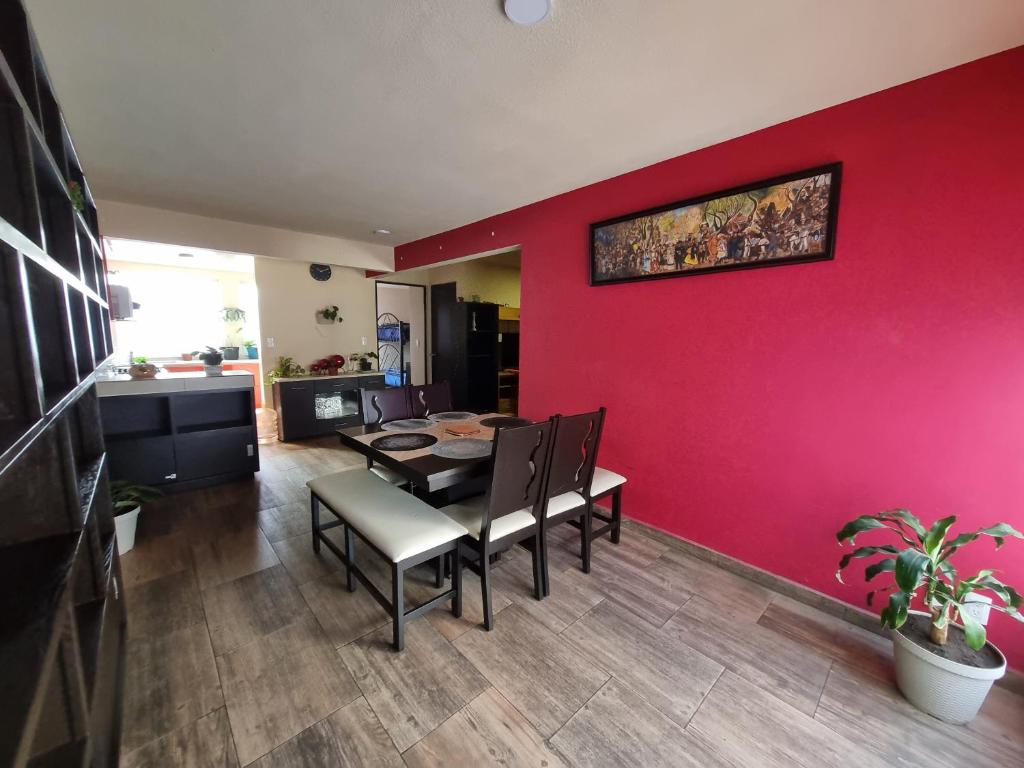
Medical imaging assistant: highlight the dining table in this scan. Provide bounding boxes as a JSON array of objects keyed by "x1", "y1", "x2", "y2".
[{"x1": 336, "y1": 412, "x2": 531, "y2": 493}]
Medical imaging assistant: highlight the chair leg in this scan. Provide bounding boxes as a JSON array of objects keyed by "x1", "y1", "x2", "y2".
[
  {"x1": 451, "y1": 545, "x2": 463, "y2": 618},
  {"x1": 343, "y1": 524, "x2": 356, "y2": 592},
  {"x1": 310, "y1": 492, "x2": 321, "y2": 553},
  {"x1": 434, "y1": 555, "x2": 444, "y2": 588},
  {"x1": 540, "y1": 527, "x2": 551, "y2": 598},
  {"x1": 531, "y1": 532, "x2": 544, "y2": 601},
  {"x1": 391, "y1": 563, "x2": 405, "y2": 651},
  {"x1": 479, "y1": 547, "x2": 494, "y2": 631},
  {"x1": 581, "y1": 502, "x2": 593, "y2": 574},
  {"x1": 611, "y1": 487, "x2": 622, "y2": 544}
]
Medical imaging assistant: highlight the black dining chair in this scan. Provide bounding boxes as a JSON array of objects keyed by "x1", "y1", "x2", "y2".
[
  {"x1": 360, "y1": 387, "x2": 414, "y2": 487},
  {"x1": 537, "y1": 407, "x2": 606, "y2": 597},
  {"x1": 440, "y1": 418, "x2": 556, "y2": 630},
  {"x1": 408, "y1": 381, "x2": 453, "y2": 418}
]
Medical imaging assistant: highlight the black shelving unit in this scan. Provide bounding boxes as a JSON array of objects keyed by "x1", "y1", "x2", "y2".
[
  {"x1": 435, "y1": 301, "x2": 499, "y2": 413},
  {"x1": 377, "y1": 312, "x2": 410, "y2": 387},
  {"x1": 0, "y1": 2, "x2": 123, "y2": 766}
]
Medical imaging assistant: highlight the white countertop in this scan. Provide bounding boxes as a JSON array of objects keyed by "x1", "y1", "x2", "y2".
[
  {"x1": 273, "y1": 371, "x2": 382, "y2": 383},
  {"x1": 96, "y1": 370, "x2": 254, "y2": 397}
]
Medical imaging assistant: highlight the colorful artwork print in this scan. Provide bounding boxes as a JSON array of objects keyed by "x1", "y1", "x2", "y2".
[{"x1": 590, "y1": 164, "x2": 841, "y2": 285}]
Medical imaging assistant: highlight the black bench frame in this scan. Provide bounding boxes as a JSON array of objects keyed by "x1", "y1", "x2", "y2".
[{"x1": 311, "y1": 491, "x2": 463, "y2": 651}]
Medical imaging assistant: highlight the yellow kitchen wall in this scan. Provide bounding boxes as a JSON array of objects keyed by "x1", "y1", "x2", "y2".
[{"x1": 401, "y1": 258, "x2": 520, "y2": 306}]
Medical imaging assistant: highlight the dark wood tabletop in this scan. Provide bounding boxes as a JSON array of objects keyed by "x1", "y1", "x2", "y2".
[{"x1": 336, "y1": 421, "x2": 495, "y2": 492}]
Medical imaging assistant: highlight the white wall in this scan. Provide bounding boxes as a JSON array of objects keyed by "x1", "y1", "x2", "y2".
[
  {"x1": 254, "y1": 258, "x2": 377, "y2": 398},
  {"x1": 98, "y1": 200, "x2": 394, "y2": 271},
  {"x1": 376, "y1": 283, "x2": 426, "y2": 385}
]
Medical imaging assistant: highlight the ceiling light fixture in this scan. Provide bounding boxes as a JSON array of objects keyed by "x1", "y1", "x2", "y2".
[
  {"x1": 178, "y1": 252, "x2": 194, "y2": 258},
  {"x1": 373, "y1": 228, "x2": 392, "y2": 236},
  {"x1": 504, "y1": 0, "x2": 551, "y2": 26}
]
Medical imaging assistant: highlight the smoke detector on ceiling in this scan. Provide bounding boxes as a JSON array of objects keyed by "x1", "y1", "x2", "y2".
[{"x1": 504, "y1": 0, "x2": 551, "y2": 26}]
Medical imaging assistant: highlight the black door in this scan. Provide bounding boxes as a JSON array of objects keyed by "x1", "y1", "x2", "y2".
[{"x1": 430, "y1": 282, "x2": 457, "y2": 386}]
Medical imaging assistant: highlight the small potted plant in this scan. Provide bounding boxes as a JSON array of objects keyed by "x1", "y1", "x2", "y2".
[
  {"x1": 198, "y1": 346, "x2": 224, "y2": 376},
  {"x1": 265, "y1": 356, "x2": 306, "y2": 382},
  {"x1": 243, "y1": 340, "x2": 258, "y2": 359},
  {"x1": 128, "y1": 356, "x2": 159, "y2": 379},
  {"x1": 181, "y1": 350, "x2": 198, "y2": 361},
  {"x1": 67, "y1": 180, "x2": 86, "y2": 213},
  {"x1": 316, "y1": 305, "x2": 342, "y2": 324},
  {"x1": 836, "y1": 509, "x2": 1022, "y2": 723},
  {"x1": 111, "y1": 480, "x2": 161, "y2": 554},
  {"x1": 359, "y1": 351, "x2": 378, "y2": 371}
]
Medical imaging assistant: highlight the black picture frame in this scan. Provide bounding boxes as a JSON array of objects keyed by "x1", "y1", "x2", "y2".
[{"x1": 589, "y1": 162, "x2": 842, "y2": 286}]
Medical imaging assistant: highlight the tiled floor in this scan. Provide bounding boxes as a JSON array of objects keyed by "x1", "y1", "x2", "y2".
[{"x1": 118, "y1": 436, "x2": 1024, "y2": 767}]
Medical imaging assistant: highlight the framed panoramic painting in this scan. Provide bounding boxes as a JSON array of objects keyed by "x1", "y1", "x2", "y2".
[{"x1": 590, "y1": 163, "x2": 842, "y2": 286}]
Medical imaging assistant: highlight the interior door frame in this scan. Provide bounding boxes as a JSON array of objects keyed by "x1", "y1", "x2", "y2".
[{"x1": 374, "y1": 280, "x2": 428, "y2": 385}]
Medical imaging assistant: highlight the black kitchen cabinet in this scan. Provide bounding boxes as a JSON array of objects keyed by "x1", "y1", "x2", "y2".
[
  {"x1": 274, "y1": 374, "x2": 384, "y2": 441},
  {"x1": 99, "y1": 387, "x2": 259, "y2": 490}
]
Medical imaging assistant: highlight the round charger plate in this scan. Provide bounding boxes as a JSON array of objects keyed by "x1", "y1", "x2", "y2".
[
  {"x1": 430, "y1": 438, "x2": 493, "y2": 460},
  {"x1": 381, "y1": 418, "x2": 434, "y2": 431},
  {"x1": 370, "y1": 433, "x2": 438, "y2": 452},
  {"x1": 479, "y1": 416, "x2": 532, "y2": 429},
  {"x1": 428, "y1": 411, "x2": 477, "y2": 422}
]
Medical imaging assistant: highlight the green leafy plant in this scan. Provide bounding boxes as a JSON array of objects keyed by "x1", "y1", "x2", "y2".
[
  {"x1": 242, "y1": 339, "x2": 256, "y2": 348},
  {"x1": 198, "y1": 346, "x2": 223, "y2": 365},
  {"x1": 266, "y1": 356, "x2": 306, "y2": 381},
  {"x1": 221, "y1": 307, "x2": 246, "y2": 322},
  {"x1": 67, "y1": 180, "x2": 86, "y2": 213},
  {"x1": 836, "y1": 510, "x2": 1023, "y2": 650},
  {"x1": 317, "y1": 305, "x2": 342, "y2": 323},
  {"x1": 131, "y1": 355, "x2": 148, "y2": 364},
  {"x1": 110, "y1": 481, "x2": 161, "y2": 515}
]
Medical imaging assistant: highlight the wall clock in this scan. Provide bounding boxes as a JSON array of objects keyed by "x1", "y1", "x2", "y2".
[{"x1": 309, "y1": 263, "x2": 332, "y2": 281}]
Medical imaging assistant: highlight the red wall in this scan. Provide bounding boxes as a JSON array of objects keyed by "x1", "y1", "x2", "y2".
[{"x1": 395, "y1": 47, "x2": 1024, "y2": 668}]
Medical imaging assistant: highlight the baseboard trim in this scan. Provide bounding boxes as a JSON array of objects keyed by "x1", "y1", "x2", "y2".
[{"x1": 620, "y1": 517, "x2": 1024, "y2": 694}]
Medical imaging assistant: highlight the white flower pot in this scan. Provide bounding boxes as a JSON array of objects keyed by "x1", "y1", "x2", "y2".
[
  {"x1": 114, "y1": 504, "x2": 141, "y2": 555},
  {"x1": 204, "y1": 364, "x2": 223, "y2": 376},
  {"x1": 891, "y1": 610, "x2": 1006, "y2": 724}
]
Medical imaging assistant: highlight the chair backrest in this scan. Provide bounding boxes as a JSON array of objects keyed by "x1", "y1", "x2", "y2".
[
  {"x1": 360, "y1": 386, "x2": 412, "y2": 425},
  {"x1": 544, "y1": 407, "x2": 606, "y2": 499},
  {"x1": 480, "y1": 419, "x2": 555, "y2": 541},
  {"x1": 408, "y1": 381, "x2": 452, "y2": 418}
]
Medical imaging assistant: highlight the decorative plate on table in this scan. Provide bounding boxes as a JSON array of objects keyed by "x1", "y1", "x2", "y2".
[
  {"x1": 479, "y1": 416, "x2": 532, "y2": 429},
  {"x1": 430, "y1": 438, "x2": 493, "y2": 460},
  {"x1": 381, "y1": 418, "x2": 434, "y2": 431},
  {"x1": 370, "y1": 433, "x2": 438, "y2": 451},
  {"x1": 427, "y1": 411, "x2": 477, "y2": 422}
]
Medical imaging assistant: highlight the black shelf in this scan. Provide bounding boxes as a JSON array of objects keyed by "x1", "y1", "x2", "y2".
[
  {"x1": 0, "y1": 533, "x2": 80, "y2": 766},
  {"x1": 0, "y1": 3, "x2": 124, "y2": 763},
  {"x1": 177, "y1": 419, "x2": 252, "y2": 434}
]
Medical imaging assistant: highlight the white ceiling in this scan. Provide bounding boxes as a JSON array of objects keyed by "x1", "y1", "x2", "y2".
[{"x1": 25, "y1": 1, "x2": 1024, "y2": 246}]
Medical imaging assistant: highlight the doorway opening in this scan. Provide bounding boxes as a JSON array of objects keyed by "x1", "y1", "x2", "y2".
[
  {"x1": 394, "y1": 247, "x2": 521, "y2": 414},
  {"x1": 103, "y1": 237, "x2": 266, "y2": 407},
  {"x1": 374, "y1": 281, "x2": 427, "y2": 386}
]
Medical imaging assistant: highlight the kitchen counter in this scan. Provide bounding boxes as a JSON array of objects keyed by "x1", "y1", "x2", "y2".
[
  {"x1": 96, "y1": 370, "x2": 254, "y2": 397},
  {"x1": 273, "y1": 371, "x2": 378, "y2": 383}
]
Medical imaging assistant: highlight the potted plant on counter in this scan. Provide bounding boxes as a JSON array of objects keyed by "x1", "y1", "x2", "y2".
[
  {"x1": 358, "y1": 351, "x2": 378, "y2": 371},
  {"x1": 111, "y1": 481, "x2": 161, "y2": 555},
  {"x1": 243, "y1": 340, "x2": 258, "y2": 359},
  {"x1": 199, "y1": 346, "x2": 224, "y2": 376},
  {"x1": 836, "y1": 509, "x2": 1022, "y2": 723},
  {"x1": 265, "y1": 356, "x2": 306, "y2": 382}
]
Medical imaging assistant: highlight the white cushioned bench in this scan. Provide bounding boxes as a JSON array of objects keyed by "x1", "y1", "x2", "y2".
[{"x1": 308, "y1": 469, "x2": 468, "y2": 650}]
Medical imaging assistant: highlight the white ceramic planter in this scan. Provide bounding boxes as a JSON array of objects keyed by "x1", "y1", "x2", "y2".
[
  {"x1": 114, "y1": 504, "x2": 141, "y2": 555},
  {"x1": 891, "y1": 610, "x2": 1006, "y2": 724},
  {"x1": 204, "y1": 364, "x2": 223, "y2": 376}
]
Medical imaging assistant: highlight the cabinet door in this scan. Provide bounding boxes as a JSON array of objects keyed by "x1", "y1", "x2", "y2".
[
  {"x1": 106, "y1": 436, "x2": 177, "y2": 485},
  {"x1": 174, "y1": 427, "x2": 256, "y2": 481},
  {"x1": 356, "y1": 375, "x2": 385, "y2": 389},
  {"x1": 277, "y1": 382, "x2": 315, "y2": 440}
]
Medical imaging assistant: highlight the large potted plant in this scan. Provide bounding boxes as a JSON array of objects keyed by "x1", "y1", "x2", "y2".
[
  {"x1": 836, "y1": 509, "x2": 1022, "y2": 723},
  {"x1": 111, "y1": 481, "x2": 161, "y2": 555}
]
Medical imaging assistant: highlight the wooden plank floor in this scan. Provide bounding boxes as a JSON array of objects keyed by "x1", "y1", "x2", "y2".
[{"x1": 119, "y1": 436, "x2": 1024, "y2": 767}]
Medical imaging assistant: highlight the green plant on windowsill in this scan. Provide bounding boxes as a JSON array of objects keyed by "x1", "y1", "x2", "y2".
[
  {"x1": 835, "y1": 509, "x2": 1022, "y2": 722},
  {"x1": 266, "y1": 356, "x2": 307, "y2": 382},
  {"x1": 221, "y1": 307, "x2": 246, "y2": 322},
  {"x1": 131, "y1": 355, "x2": 147, "y2": 364}
]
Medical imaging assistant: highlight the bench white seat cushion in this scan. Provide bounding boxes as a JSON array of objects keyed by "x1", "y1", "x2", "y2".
[
  {"x1": 308, "y1": 470, "x2": 467, "y2": 562},
  {"x1": 441, "y1": 495, "x2": 535, "y2": 542},
  {"x1": 546, "y1": 491, "x2": 586, "y2": 518},
  {"x1": 590, "y1": 467, "x2": 626, "y2": 498},
  {"x1": 370, "y1": 465, "x2": 407, "y2": 486}
]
